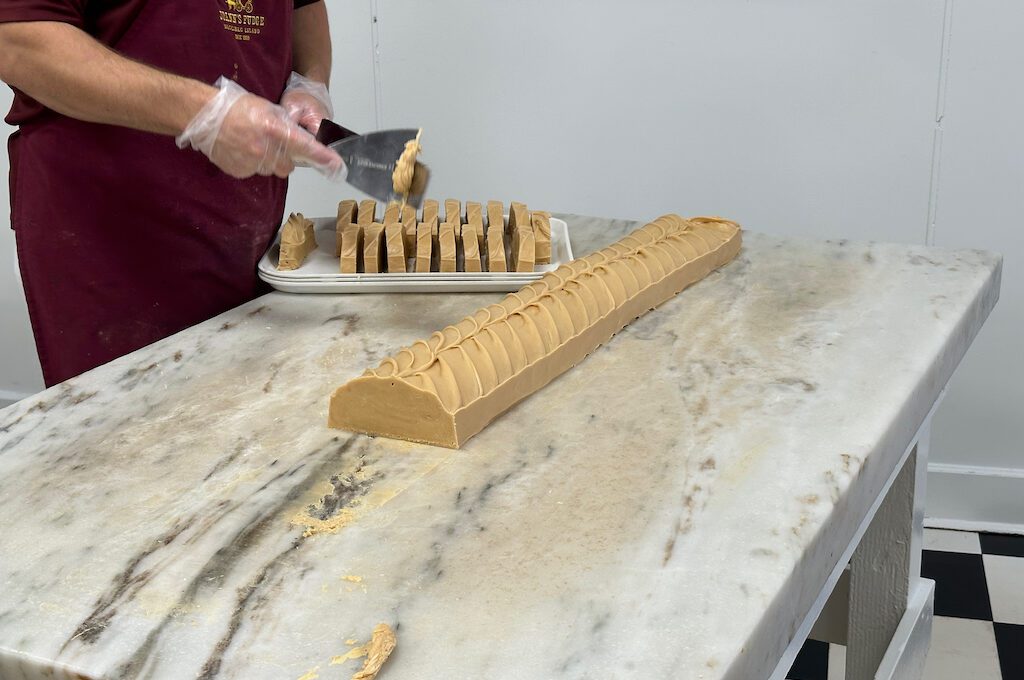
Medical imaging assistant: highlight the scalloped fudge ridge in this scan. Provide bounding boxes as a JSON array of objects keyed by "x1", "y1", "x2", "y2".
[{"x1": 328, "y1": 214, "x2": 742, "y2": 448}]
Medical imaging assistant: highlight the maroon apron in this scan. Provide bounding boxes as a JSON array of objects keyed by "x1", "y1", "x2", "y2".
[{"x1": 11, "y1": 1, "x2": 293, "y2": 386}]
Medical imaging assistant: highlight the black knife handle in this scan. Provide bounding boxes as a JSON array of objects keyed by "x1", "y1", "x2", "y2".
[{"x1": 316, "y1": 118, "x2": 360, "y2": 146}]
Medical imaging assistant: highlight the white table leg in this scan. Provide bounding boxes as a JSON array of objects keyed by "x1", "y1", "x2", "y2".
[
  {"x1": 768, "y1": 413, "x2": 938, "y2": 680},
  {"x1": 846, "y1": 425, "x2": 933, "y2": 680}
]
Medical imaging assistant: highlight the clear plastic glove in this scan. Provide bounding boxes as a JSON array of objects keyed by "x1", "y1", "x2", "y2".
[
  {"x1": 280, "y1": 71, "x2": 334, "y2": 135},
  {"x1": 176, "y1": 76, "x2": 345, "y2": 180}
]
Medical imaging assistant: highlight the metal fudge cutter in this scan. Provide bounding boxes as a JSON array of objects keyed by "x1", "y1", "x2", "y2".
[{"x1": 316, "y1": 119, "x2": 431, "y2": 208}]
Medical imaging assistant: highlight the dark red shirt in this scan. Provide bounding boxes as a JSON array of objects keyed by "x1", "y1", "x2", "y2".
[{"x1": 0, "y1": 0, "x2": 321, "y2": 127}]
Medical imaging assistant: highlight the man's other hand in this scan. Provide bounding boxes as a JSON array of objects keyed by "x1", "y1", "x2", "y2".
[
  {"x1": 176, "y1": 76, "x2": 343, "y2": 180},
  {"x1": 280, "y1": 71, "x2": 333, "y2": 135}
]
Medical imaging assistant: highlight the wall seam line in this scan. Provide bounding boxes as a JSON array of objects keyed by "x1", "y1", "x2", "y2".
[
  {"x1": 369, "y1": 0, "x2": 384, "y2": 129},
  {"x1": 925, "y1": 0, "x2": 955, "y2": 247}
]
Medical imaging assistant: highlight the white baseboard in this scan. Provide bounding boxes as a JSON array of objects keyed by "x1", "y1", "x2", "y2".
[
  {"x1": 0, "y1": 388, "x2": 34, "y2": 409},
  {"x1": 926, "y1": 463, "x2": 1024, "y2": 535},
  {"x1": 924, "y1": 517, "x2": 1024, "y2": 536}
]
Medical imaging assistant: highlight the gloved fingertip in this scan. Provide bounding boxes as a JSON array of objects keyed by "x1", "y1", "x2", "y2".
[
  {"x1": 303, "y1": 116, "x2": 323, "y2": 135},
  {"x1": 306, "y1": 139, "x2": 340, "y2": 165}
]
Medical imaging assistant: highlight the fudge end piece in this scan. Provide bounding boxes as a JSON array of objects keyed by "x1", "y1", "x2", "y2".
[
  {"x1": 330, "y1": 376, "x2": 460, "y2": 448},
  {"x1": 278, "y1": 213, "x2": 317, "y2": 271}
]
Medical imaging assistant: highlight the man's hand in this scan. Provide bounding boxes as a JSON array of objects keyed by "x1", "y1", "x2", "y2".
[
  {"x1": 280, "y1": 72, "x2": 333, "y2": 135},
  {"x1": 290, "y1": 1, "x2": 333, "y2": 134},
  {"x1": 176, "y1": 77, "x2": 343, "y2": 180}
]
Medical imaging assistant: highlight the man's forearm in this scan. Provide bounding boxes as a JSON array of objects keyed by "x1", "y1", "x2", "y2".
[
  {"x1": 292, "y1": 2, "x2": 332, "y2": 85},
  {"x1": 0, "y1": 21, "x2": 215, "y2": 136}
]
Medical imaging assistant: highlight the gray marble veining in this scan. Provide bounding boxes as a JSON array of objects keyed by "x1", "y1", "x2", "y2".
[{"x1": 0, "y1": 215, "x2": 1001, "y2": 680}]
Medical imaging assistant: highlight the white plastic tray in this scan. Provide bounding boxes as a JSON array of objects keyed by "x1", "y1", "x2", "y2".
[{"x1": 257, "y1": 216, "x2": 573, "y2": 293}]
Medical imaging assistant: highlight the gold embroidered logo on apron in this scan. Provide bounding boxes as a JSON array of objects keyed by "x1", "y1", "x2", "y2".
[{"x1": 219, "y1": 0, "x2": 266, "y2": 41}]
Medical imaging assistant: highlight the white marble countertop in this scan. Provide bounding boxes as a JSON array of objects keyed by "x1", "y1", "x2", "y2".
[{"x1": 0, "y1": 215, "x2": 1001, "y2": 680}]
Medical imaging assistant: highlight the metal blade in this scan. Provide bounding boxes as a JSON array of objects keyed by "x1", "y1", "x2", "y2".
[{"x1": 331, "y1": 129, "x2": 430, "y2": 207}]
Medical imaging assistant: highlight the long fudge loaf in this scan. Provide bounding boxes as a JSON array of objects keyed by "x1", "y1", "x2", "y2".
[{"x1": 329, "y1": 215, "x2": 741, "y2": 447}]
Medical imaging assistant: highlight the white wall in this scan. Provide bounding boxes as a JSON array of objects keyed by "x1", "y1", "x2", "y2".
[
  {"x1": 926, "y1": 0, "x2": 1024, "y2": 531},
  {"x1": 0, "y1": 1, "x2": 1020, "y2": 527},
  {"x1": 371, "y1": 0, "x2": 945, "y2": 244}
]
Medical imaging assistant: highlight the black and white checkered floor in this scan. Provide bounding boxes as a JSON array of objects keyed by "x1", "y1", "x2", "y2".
[{"x1": 787, "y1": 529, "x2": 1024, "y2": 680}]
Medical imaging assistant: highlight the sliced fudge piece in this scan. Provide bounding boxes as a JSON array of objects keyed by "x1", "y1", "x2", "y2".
[
  {"x1": 486, "y1": 200, "x2": 505, "y2": 238},
  {"x1": 415, "y1": 221, "x2": 434, "y2": 272},
  {"x1": 461, "y1": 220, "x2": 483, "y2": 273},
  {"x1": 421, "y1": 199, "x2": 439, "y2": 227},
  {"x1": 402, "y1": 204, "x2": 418, "y2": 254},
  {"x1": 363, "y1": 223, "x2": 386, "y2": 273},
  {"x1": 508, "y1": 201, "x2": 529, "y2": 236},
  {"x1": 486, "y1": 222, "x2": 507, "y2": 273},
  {"x1": 465, "y1": 202, "x2": 485, "y2": 251},
  {"x1": 385, "y1": 217, "x2": 407, "y2": 273},
  {"x1": 336, "y1": 199, "x2": 357, "y2": 257},
  {"x1": 383, "y1": 202, "x2": 401, "y2": 226},
  {"x1": 444, "y1": 199, "x2": 462, "y2": 227},
  {"x1": 358, "y1": 199, "x2": 377, "y2": 226},
  {"x1": 438, "y1": 220, "x2": 458, "y2": 273},
  {"x1": 340, "y1": 223, "x2": 364, "y2": 273},
  {"x1": 511, "y1": 224, "x2": 535, "y2": 272},
  {"x1": 531, "y1": 210, "x2": 552, "y2": 264}
]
